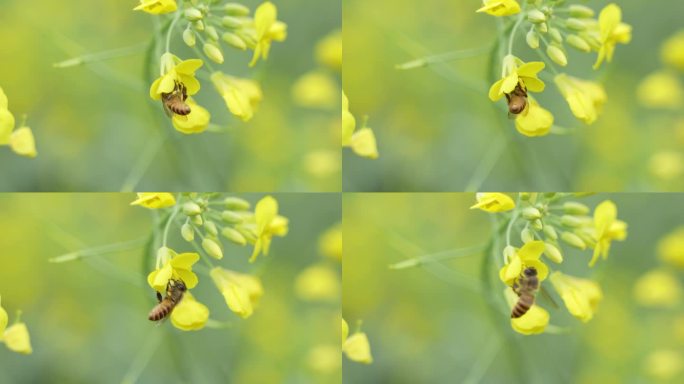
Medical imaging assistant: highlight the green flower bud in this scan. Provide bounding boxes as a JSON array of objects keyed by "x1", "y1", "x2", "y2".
[
  {"x1": 191, "y1": 215, "x2": 203, "y2": 226},
  {"x1": 543, "y1": 225, "x2": 558, "y2": 240},
  {"x1": 221, "y1": 210, "x2": 243, "y2": 224},
  {"x1": 202, "y1": 238, "x2": 224, "y2": 259},
  {"x1": 221, "y1": 227, "x2": 247, "y2": 246},
  {"x1": 566, "y1": 34, "x2": 591, "y2": 52},
  {"x1": 521, "y1": 228, "x2": 535, "y2": 243},
  {"x1": 531, "y1": 219, "x2": 543, "y2": 231},
  {"x1": 563, "y1": 201, "x2": 590, "y2": 215},
  {"x1": 526, "y1": 30, "x2": 540, "y2": 49},
  {"x1": 565, "y1": 18, "x2": 587, "y2": 31},
  {"x1": 222, "y1": 32, "x2": 247, "y2": 50},
  {"x1": 204, "y1": 221, "x2": 218, "y2": 237},
  {"x1": 181, "y1": 223, "x2": 195, "y2": 242},
  {"x1": 224, "y1": 3, "x2": 250, "y2": 16},
  {"x1": 544, "y1": 243, "x2": 563, "y2": 263},
  {"x1": 503, "y1": 245, "x2": 516, "y2": 263},
  {"x1": 520, "y1": 192, "x2": 532, "y2": 201},
  {"x1": 549, "y1": 28, "x2": 563, "y2": 43},
  {"x1": 561, "y1": 232, "x2": 586, "y2": 250},
  {"x1": 569, "y1": 4, "x2": 594, "y2": 18},
  {"x1": 527, "y1": 9, "x2": 547, "y2": 23},
  {"x1": 561, "y1": 215, "x2": 584, "y2": 228},
  {"x1": 193, "y1": 20, "x2": 205, "y2": 31},
  {"x1": 183, "y1": 28, "x2": 196, "y2": 47},
  {"x1": 224, "y1": 197, "x2": 251, "y2": 210},
  {"x1": 522, "y1": 207, "x2": 542, "y2": 220},
  {"x1": 184, "y1": 8, "x2": 203, "y2": 21},
  {"x1": 538, "y1": 22, "x2": 548, "y2": 33},
  {"x1": 203, "y1": 43, "x2": 224, "y2": 64},
  {"x1": 222, "y1": 16, "x2": 243, "y2": 29},
  {"x1": 183, "y1": 202, "x2": 202, "y2": 216},
  {"x1": 205, "y1": 26, "x2": 219, "y2": 41},
  {"x1": 546, "y1": 45, "x2": 568, "y2": 67},
  {"x1": 236, "y1": 227, "x2": 258, "y2": 243}
]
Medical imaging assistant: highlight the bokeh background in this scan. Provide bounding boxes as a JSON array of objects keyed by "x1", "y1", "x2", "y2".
[
  {"x1": 0, "y1": 0, "x2": 340, "y2": 192},
  {"x1": 343, "y1": 0, "x2": 684, "y2": 191},
  {"x1": 344, "y1": 193, "x2": 684, "y2": 383},
  {"x1": 0, "y1": 193, "x2": 341, "y2": 383}
]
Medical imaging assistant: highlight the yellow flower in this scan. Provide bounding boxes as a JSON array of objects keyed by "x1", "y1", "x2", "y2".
[
  {"x1": 499, "y1": 241, "x2": 549, "y2": 286},
  {"x1": 514, "y1": 99, "x2": 553, "y2": 137},
  {"x1": 504, "y1": 289, "x2": 549, "y2": 335},
  {"x1": 147, "y1": 247, "x2": 200, "y2": 293},
  {"x1": 170, "y1": 293, "x2": 209, "y2": 331},
  {"x1": 0, "y1": 86, "x2": 7, "y2": 109},
  {"x1": 342, "y1": 318, "x2": 373, "y2": 364},
  {"x1": 210, "y1": 72, "x2": 263, "y2": 122},
  {"x1": 149, "y1": 53, "x2": 203, "y2": 101},
  {"x1": 3, "y1": 322, "x2": 32, "y2": 354},
  {"x1": 470, "y1": 192, "x2": 515, "y2": 213},
  {"x1": 319, "y1": 224, "x2": 342, "y2": 261},
  {"x1": 644, "y1": 350, "x2": 684, "y2": 381},
  {"x1": 250, "y1": 195, "x2": 289, "y2": 262},
  {"x1": 649, "y1": 151, "x2": 684, "y2": 180},
  {"x1": 476, "y1": 0, "x2": 521, "y2": 17},
  {"x1": 9, "y1": 126, "x2": 37, "y2": 158},
  {"x1": 554, "y1": 74, "x2": 607, "y2": 124},
  {"x1": 489, "y1": 56, "x2": 545, "y2": 102},
  {"x1": 637, "y1": 71, "x2": 683, "y2": 109},
  {"x1": 658, "y1": 227, "x2": 684, "y2": 269},
  {"x1": 249, "y1": 2, "x2": 288, "y2": 67},
  {"x1": 589, "y1": 200, "x2": 627, "y2": 267},
  {"x1": 210, "y1": 267, "x2": 263, "y2": 319},
  {"x1": 593, "y1": 4, "x2": 632, "y2": 69},
  {"x1": 133, "y1": 0, "x2": 177, "y2": 15},
  {"x1": 634, "y1": 269, "x2": 682, "y2": 308},
  {"x1": 292, "y1": 71, "x2": 339, "y2": 109},
  {"x1": 550, "y1": 272, "x2": 602, "y2": 323},
  {"x1": 342, "y1": 91, "x2": 356, "y2": 146},
  {"x1": 350, "y1": 128, "x2": 379, "y2": 159},
  {"x1": 172, "y1": 99, "x2": 211, "y2": 134},
  {"x1": 661, "y1": 30, "x2": 684, "y2": 71},
  {"x1": 316, "y1": 30, "x2": 342, "y2": 71},
  {"x1": 130, "y1": 193, "x2": 176, "y2": 209},
  {"x1": 294, "y1": 264, "x2": 340, "y2": 302},
  {"x1": 0, "y1": 297, "x2": 7, "y2": 337},
  {"x1": 0, "y1": 108, "x2": 14, "y2": 145}
]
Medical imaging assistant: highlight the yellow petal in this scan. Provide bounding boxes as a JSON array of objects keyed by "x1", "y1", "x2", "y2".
[
  {"x1": 170, "y1": 252, "x2": 200, "y2": 270},
  {"x1": 350, "y1": 128, "x2": 379, "y2": 159},
  {"x1": 511, "y1": 305, "x2": 549, "y2": 335},
  {"x1": 517, "y1": 61, "x2": 545, "y2": 77},
  {"x1": 0, "y1": 301, "x2": 7, "y2": 335},
  {"x1": 517, "y1": 241, "x2": 546, "y2": 262},
  {"x1": 3, "y1": 323, "x2": 32, "y2": 354},
  {"x1": 343, "y1": 333, "x2": 373, "y2": 364},
  {"x1": 342, "y1": 318, "x2": 349, "y2": 344},
  {"x1": 170, "y1": 294, "x2": 209, "y2": 331},
  {"x1": 130, "y1": 193, "x2": 176, "y2": 209},
  {"x1": 9, "y1": 127, "x2": 37, "y2": 158},
  {"x1": 0, "y1": 108, "x2": 15, "y2": 145},
  {"x1": 515, "y1": 101, "x2": 553, "y2": 137}
]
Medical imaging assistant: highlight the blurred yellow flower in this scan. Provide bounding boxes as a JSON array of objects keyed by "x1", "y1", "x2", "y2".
[
  {"x1": 514, "y1": 100, "x2": 553, "y2": 137},
  {"x1": 307, "y1": 345, "x2": 341, "y2": 373},
  {"x1": 210, "y1": 72, "x2": 263, "y2": 122},
  {"x1": 644, "y1": 350, "x2": 683, "y2": 381},
  {"x1": 649, "y1": 151, "x2": 684, "y2": 181},
  {"x1": 0, "y1": 86, "x2": 7, "y2": 109},
  {"x1": 554, "y1": 74, "x2": 607, "y2": 124},
  {"x1": 589, "y1": 200, "x2": 627, "y2": 267},
  {"x1": 342, "y1": 91, "x2": 355, "y2": 146},
  {"x1": 0, "y1": 108, "x2": 14, "y2": 145},
  {"x1": 319, "y1": 224, "x2": 342, "y2": 261},
  {"x1": 295, "y1": 264, "x2": 340, "y2": 302},
  {"x1": 210, "y1": 267, "x2": 263, "y2": 319},
  {"x1": 130, "y1": 193, "x2": 176, "y2": 209},
  {"x1": 250, "y1": 195, "x2": 289, "y2": 262},
  {"x1": 9, "y1": 126, "x2": 37, "y2": 158},
  {"x1": 550, "y1": 272, "x2": 602, "y2": 323},
  {"x1": 170, "y1": 293, "x2": 209, "y2": 331},
  {"x1": 634, "y1": 269, "x2": 682, "y2": 308},
  {"x1": 342, "y1": 318, "x2": 373, "y2": 364},
  {"x1": 172, "y1": 99, "x2": 211, "y2": 134},
  {"x1": 504, "y1": 289, "x2": 548, "y2": 335},
  {"x1": 593, "y1": 4, "x2": 632, "y2": 69},
  {"x1": 133, "y1": 0, "x2": 177, "y2": 15},
  {"x1": 249, "y1": 2, "x2": 287, "y2": 67},
  {"x1": 147, "y1": 248, "x2": 199, "y2": 292},
  {"x1": 637, "y1": 71, "x2": 683, "y2": 109},
  {"x1": 149, "y1": 54, "x2": 202, "y2": 101},
  {"x1": 292, "y1": 71, "x2": 339, "y2": 109},
  {"x1": 658, "y1": 227, "x2": 684, "y2": 269},
  {"x1": 3, "y1": 322, "x2": 32, "y2": 354},
  {"x1": 476, "y1": 0, "x2": 520, "y2": 17},
  {"x1": 662, "y1": 30, "x2": 684, "y2": 71},
  {"x1": 315, "y1": 30, "x2": 342, "y2": 71},
  {"x1": 0, "y1": 297, "x2": 7, "y2": 338},
  {"x1": 350, "y1": 128, "x2": 379, "y2": 159},
  {"x1": 499, "y1": 241, "x2": 548, "y2": 286},
  {"x1": 470, "y1": 192, "x2": 515, "y2": 213},
  {"x1": 489, "y1": 56, "x2": 545, "y2": 102},
  {"x1": 304, "y1": 150, "x2": 341, "y2": 178}
]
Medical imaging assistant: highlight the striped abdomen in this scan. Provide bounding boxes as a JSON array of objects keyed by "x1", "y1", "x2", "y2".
[
  {"x1": 511, "y1": 275, "x2": 539, "y2": 319},
  {"x1": 148, "y1": 298, "x2": 176, "y2": 321}
]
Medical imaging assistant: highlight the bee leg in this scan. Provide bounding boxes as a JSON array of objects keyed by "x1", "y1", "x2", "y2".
[{"x1": 156, "y1": 291, "x2": 162, "y2": 303}]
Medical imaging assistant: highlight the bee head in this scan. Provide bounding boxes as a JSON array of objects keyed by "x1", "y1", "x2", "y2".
[
  {"x1": 523, "y1": 267, "x2": 537, "y2": 277},
  {"x1": 168, "y1": 279, "x2": 187, "y2": 292}
]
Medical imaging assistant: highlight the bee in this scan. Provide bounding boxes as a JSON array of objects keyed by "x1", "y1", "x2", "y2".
[
  {"x1": 148, "y1": 279, "x2": 187, "y2": 321},
  {"x1": 162, "y1": 81, "x2": 191, "y2": 117},
  {"x1": 505, "y1": 83, "x2": 528, "y2": 116},
  {"x1": 511, "y1": 267, "x2": 539, "y2": 319}
]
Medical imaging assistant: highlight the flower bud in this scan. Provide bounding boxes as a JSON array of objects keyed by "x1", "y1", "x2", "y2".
[
  {"x1": 203, "y1": 43, "x2": 224, "y2": 64},
  {"x1": 527, "y1": 9, "x2": 547, "y2": 23},
  {"x1": 224, "y1": 3, "x2": 250, "y2": 16},
  {"x1": 193, "y1": 20, "x2": 205, "y2": 31},
  {"x1": 503, "y1": 245, "x2": 516, "y2": 263},
  {"x1": 183, "y1": 202, "x2": 202, "y2": 216},
  {"x1": 531, "y1": 219, "x2": 543, "y2": 231},
  {"x1": 183, "y1": 28, "x2": 196, "y2": 47},
  {"x1": 222, "y1": 227, "x2": 247, "y2": 246},
  {"x1": 526, "y1": 30, "x2": 540, "y2": 49},
  {"x1": 563, "y1": 201, "x2": 590, "y2": 215},
  {"x1": 546, "y1": 45, "x2": 568, "y2": 67},
  {"x1": 181, "y1": 223, "x2": 195, "y2": 242},
  {"x1": 549, "y1": 28, "x2": 563, "y2": 43},
  {"x1": 191, "y1": 215, "x2": 203, "y2": 226},
  {"x1": 222, "y1": 32, "x2": 247, "y2": 50},
  {"x1": 184, "y1": 8, "x2": 203, "y2": 21},
  {"x1": 566, "y1": 34, "x2": 591, "y2": 53},
  {"x1": 538, "y1": 22, "x2": 548, "y2": 33},
  {"x1": 565, "y1": 18, "x2": 587, "y2": 31},
  {"x1": 521, "y1": 228, "x2": 535, "y2": 243},
  {"x1": 569, "y1": 4, "x2": 594, "y2": 18},
  {"x1": 543, "y1": 225, "x2": 558, "y2": 240},
  {"x1": 221, "y1": 210, "x2": 243, "y2": 224},
  {"x1": 520, "y1": 192, "x2": 532, "y2": 201},
  {"x1": 205, "y1": 26, "x2": 219, "y2": 41},
  {"x1": 222, "y1": 16, "x2": 243, "y2": 29},
  {"x1": 237, "y1": 227, "x2": 258, "y2": 243},
  {"x1": 544, "y1": 243, "x2": 563, "y2": 263},
  {"x1": 202, "y1": 238, "x2": 224, "y2": 259},
  {"x1": 522, "y1": 207, "x2": 542, "y2": 220},
  {"x1": 561, "y1": 232, "x2": 586, "y2": 250},
  {"x1": 204, "y1": 221, "x2": 218, "y2": 237},
  {"x1": 561, "y1": 215, "x2": 584, "y2": 228},
  {"x1": 224, "y1": 197, "x2": 251, "y2": 210}
]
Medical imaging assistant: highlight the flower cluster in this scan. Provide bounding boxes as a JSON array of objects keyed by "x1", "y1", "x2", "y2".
[
  {"x1": 342, "y1": 92, "x2": 379, "y2": 159},
  {"x1": 472, "y1": 192, "x2": 628, "y2": 334},
  {"x1": 478, "y1": 1, "x2": 631, "y2": 137},
  {"x1": 136, "y1": 1, "x2": 287, "y2": 133},
  {"x1": 0, "y1": 296, "x2": 32, "y2": 355},
  {"x1": 0, "y1": 86, "x2": 37, "y2": 158},
  {"x1": 132, "y1": 193, "x2": 289, "y2": 331}
]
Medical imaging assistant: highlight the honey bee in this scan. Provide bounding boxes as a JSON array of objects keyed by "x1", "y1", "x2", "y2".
[
  {"x1": 162, "y1": 81, "x2": 191, "y2": 117},
  {"x1": 148, "y1": 279, "x2": 187, "y2": 321},
  {"x1": 505, "y1": 83, "x2": 528, "y2": 116},
  {"x1": 511, "y1": 267, "x2": 539, "y2": 318}
]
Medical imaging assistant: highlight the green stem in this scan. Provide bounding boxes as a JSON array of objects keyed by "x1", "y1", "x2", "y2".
[
  {"x1": 53, "y1": 43, "x2": 148, "y2": 68},
  {"x1": 507, "y1": 10, "x2": 526, "y2": 55},
  {"x1": 49, "y1": 237, "x2": 148, "y2": 263},
  {"x1": 395, "y1": 45, "x2": 492, "y2": 70},
  {"x1": 166, "y1": 12, "x2": 183, "y2": 53},
  {"x1": 389, "y1": 243, "x2": 488, "y2": 270},
  {"x1": 162, "y1": 195, "x2": 183, "y2": 246}
]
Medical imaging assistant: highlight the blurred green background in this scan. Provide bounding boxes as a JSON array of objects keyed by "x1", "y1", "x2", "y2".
[
  {"x1": 343, "y1": 193, "x2": 684, "y2": 383},
  {"x1": 343, "y1": 0, "x2": 684, "y2": 191},
  {"x1": 0, "y1": 0, "x2": 340, "y2": 192},
  {"x1": 0, "y1": 193, "x2": 341, "y2": 383}
]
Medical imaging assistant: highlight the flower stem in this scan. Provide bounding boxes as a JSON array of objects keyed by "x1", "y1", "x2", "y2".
[
  {"x1": 505, "y1": 195, "x2": 523, "y2": 247},
  {"x1": 507, "y1": 9, "x2": 526, "y2": 55},
  {"x1": 162, "y1": 195, "x2": 183, "y2": 247},
  {"x1": 49, "y1": 237, "x2": 148, "y2": 263},
  {"x1": 165, "y1": 12, "x2": 182, "y2": 53},
  {"x1": 389, "y1": 243, "x2": 488, "y2": 270}
]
